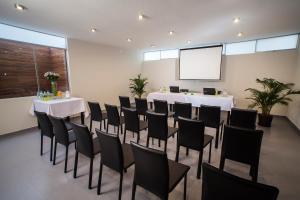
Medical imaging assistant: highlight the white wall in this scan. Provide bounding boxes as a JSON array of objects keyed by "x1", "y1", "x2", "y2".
[
  {"x1": 142, "y1": 50, "x2": 298, "y2": 116},
  {"x1": 288, "y1": 47, "x2": 300, "y2": 129}
]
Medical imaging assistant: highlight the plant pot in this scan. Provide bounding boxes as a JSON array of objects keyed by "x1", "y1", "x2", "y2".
[
  {"x1": 50, "y1": 81, "x2": 57, "y2": 96},
  {"x1": 258, "y1": 114, "x2": 273, "y2": 127}
]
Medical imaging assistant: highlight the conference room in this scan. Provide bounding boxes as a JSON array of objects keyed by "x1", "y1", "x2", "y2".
[{"x1": 1, "y1": 1, "x2": 300, "y2": 200}]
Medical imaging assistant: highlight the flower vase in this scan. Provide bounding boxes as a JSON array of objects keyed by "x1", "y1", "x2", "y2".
[{"x1": 50, "y1": 81, "x2": 57, "y2": 96}]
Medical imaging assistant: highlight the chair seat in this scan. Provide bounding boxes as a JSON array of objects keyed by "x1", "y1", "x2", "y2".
[
  {"x1": 65, "y1": 121, "x2": 73, "y2": 131},
  {"x1": 139, "y1": 120, "x2": 148, "y2": 131},
  {"x1": 204, "y1": 134, "x2": 213, "y2": 147},
  {"x1": 167, "y1": 127, "x2": 178, "y2": 138},
  {"x1": 68, "y1": 130, "x2": 77, "y2": 143},
  {"x1": 204, "y1": 119, "x2": 224, "y2": 129},
  {"x1": 93, "y1": 138, "x2": 101, "y2": 155},
  {"x1": 122, "y1": 143, "x2": 134, "y2": 169},
  {"x1": 168, "y1": 160, "x2": 190, "y2": 192}
]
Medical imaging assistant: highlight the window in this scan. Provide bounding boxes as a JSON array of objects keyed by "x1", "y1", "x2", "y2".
[
  {"x1": 0, "y1": 24, "x2": 68, "y2": 99},
  {"x1": 144, "y1": 51, "x2": 160, "y2": 61},
  {"x1": 225, "y1": 40, "x2": 256, "y2": 55},
  {"x1": 256, "y1": 35, "x2": 298, "y2": 52},
  {"x1": 161, "y1": 49, "x2": 179, "y2": 59}
]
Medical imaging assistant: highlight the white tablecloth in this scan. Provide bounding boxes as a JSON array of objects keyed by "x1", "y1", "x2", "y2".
[
  {"x1": 30, "y1": 97, "x2": 89, "y2": 118},
  {"x1": 147, "y1": 92, "x2": 234, "y2": 111}
]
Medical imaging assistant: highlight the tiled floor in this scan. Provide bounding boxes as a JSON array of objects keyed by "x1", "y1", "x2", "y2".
[{"x1": 0, "y1": 116, "x2": 299, "y2": 200}]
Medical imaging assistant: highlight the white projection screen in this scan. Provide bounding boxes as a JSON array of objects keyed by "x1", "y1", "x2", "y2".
[{"x1": 179, "y1": 45, "x2": 223, "y2": 80}]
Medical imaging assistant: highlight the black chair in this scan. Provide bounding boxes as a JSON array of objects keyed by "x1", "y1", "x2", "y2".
[
  {"x1": 49, "y1": 116, "x2": 76, "y2": 173},
  {"x1": 229, "y1": 108, "x2": 257, "y2": 130},
  {"x1": 170, "y1": 86, "x2": 180, "y2": 93},
  {"x1": 203, "y1": 88, "x2": 216, "y2": 95},
  {"x1": 88, "y1": 101, "x2": 107, "y2": 132},
  {"x1": 119, "y1": 96, "x2": 135, "y2": 115},
  {"x1": 122, "y1": 107, "x2": 148, "y2": 144},
  {"x1": 173, "y1": 102, "x2": 192, "y2": 127},
  {"x1": 146, "y1": 111, "x2": 178, "y2": 152},
  {"x1": 180, "y1": 89, "x2": 189, "y2": 93},
  {"x1": 71, "y1": 123, "x2": 101, "y2": 189},
  {"x1": 154, "y1": 99, "x2": 174, "y2": 117},
  {"x1": 134, "y1": 98, "x2": 150, "y2": 121},
  {"x1": 105, "y1": 104, "x2": 125, "y2": 135},
  {"x1": 131, "y1": 142, "x2": 190, "y2": 200},
  {"x1": 35, "y1": 111, "x2": 54, "y2": 161},
  {"x1": 202, "y1": 163, "x2": 279, "y2": 200},
  {"x1": 96, "y1": 130, "x2": 134, "y2": 200},
  {"x1": 220, "y1": 125, "x2": 263, "y2": 182},
  {"x1": 198, "y1": 105, "x2": 224, "y2": 148},
  {"x1": 176, "y1": 117, "x2": 213, "y2": 179}
]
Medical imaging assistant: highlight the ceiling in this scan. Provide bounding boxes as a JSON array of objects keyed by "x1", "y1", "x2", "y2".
[{"x1": 0, "y1": 0, "x2": 300, "y2": 52}]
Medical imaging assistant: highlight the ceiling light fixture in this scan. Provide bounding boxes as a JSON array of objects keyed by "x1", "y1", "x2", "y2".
[
  {"x1": 237, "y1": 32, "x2": 243, "y2": 37},
  {"x1": 127, "y1": 38, "x2": 132, "y2": 42},
  {"x1": 90, "y1": 28, "x2": 97, "y2": 33},
  {"x1": 187, "y1": 40, "x2": 191, "y2": 44},
  {"x1": 233, "y1": 17, "x2": 240, "y2": 24},
  {"x1": 14, "y1": 3, "x2": 26, "y2": 11},
  {"x1": 138, "y1": 14, "x2": 144, "y2": 21},
  {"x1": 169, "y1": 31, "x2": 174, "y2": 36},
  {"x1": 150, "y1": 44, "x2": 156, "y2": 48}
]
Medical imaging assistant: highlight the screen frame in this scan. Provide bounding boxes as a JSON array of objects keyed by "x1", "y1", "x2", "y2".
[{"x1": 179, "y1": 44, "x2": 223, "y2": 80}]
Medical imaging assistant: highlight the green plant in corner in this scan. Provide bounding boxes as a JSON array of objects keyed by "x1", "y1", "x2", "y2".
[
  {"x1": 129, "y1": 74, "x2": 148, "y2": 98},
  {"x1": 245, "y1": 78, "x2": 300, "y2": 127}
]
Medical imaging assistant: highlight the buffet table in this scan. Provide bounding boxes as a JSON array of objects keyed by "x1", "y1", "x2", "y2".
[{"x1": 30, "y1": 97, "x2": 88, "y2": 124}]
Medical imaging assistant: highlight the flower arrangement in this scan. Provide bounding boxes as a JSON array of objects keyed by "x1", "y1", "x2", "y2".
[{"x1": 44, "y1": 71, "x2": 60, "y2": 81}]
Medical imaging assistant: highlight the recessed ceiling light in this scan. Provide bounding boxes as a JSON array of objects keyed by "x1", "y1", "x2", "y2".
[
  {"x1": 237, "y1": 32, "x2": 243, "y2": 37},
  {"x1": 233, "y1": 17, "x2": 240, "y2": 24},
  {"x1": 90, "y1": 28, "x2": 97, "y2": 33},
  {"x1": 14, "y1": 3, "x2": 26, "y2": 11},
  {"x1": 138, "y1": 14, "x2": 144, "y2": 21},
  {"x1": 187, "y1": 40, "x2": 191, "y2": 44},
  {"x1": 169, "y1": 31, "x2": 174, "y2": 36},
  {"x1": 150, "y1": 44, "x2": 156, "y2": 48},
  {"x1": 127, "y1": 38, "x2": 132, "y2": 42}
]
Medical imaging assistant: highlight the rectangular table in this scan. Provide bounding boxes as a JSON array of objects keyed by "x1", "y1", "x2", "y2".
[
  {"x1": 30, "y1": 97, "x2": 88, "y2": 124},
  {"x1": 147, "y1": 92, "x2": 234, "y2": 111}
]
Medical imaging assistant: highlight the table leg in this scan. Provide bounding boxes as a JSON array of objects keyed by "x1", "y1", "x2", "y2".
[
  {"x1": 150, "y1": 102, "x2": 153, "y2": 110},
  {"x1": 80, "y1": 112, "x2": 85, "y2": 125},
  {"x1": 226, "y1": 111, "x2": 230, "y2": 125}
]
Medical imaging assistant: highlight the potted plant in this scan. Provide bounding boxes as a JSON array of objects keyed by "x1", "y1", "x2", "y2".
[
  {"x1": 129, "y1": 74, "x2": 148, "y2": 98},
  {"x1": 246, "y1": 78, "x2": 300, "y2": 127},
  {"x1": 44, "y1": 71, "x2": 60, "y2": 96}
]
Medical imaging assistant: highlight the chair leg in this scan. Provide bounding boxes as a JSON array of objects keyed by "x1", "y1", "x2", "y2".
[
  {"x1": 215, "y1": 128, "x2": 219, "y2": 148},
  {"x1": 220, "y1": 123, "x2": 224, "y2": 141},
  {"x1": 184, "y1": 174, "x2": 187, "y2": 200},
  {"x1": 197, "y1": 151, "x2": 203, "y2": 179},
  {"x1": 88, "y1": 158, "x2": 94, "y2": 189},
  {"x1": 250, "y1": 165, "x2": 258, "y2": 182},
  {"x1": 64, "y1": 145, "x2": 69, "y2": 173},
  {"x1": 146, "y1": 136, "x2": 150, "y2": 147},
  {"x1": 173, "y1": 119, "x2": 176, "y2": 128},
  {"x1": 137, "y1": 132, "x2": 140, "y2": 144},
  {"x1": 40, "y1": 134, "x2": 43, "y2": 156},
  {"x1": 123, "y1": 130, "x2": 127, "y2": 144},
  {"x1": 119, "y1": 172, "x2": 123, "y2": 200},
  {"x1": 50, "y1": 137, "x2": 53, "y2": 161},
  {"x1": 104, "y1": 120, "x2": 106, "y2": 129},
  {"x1": 158, "y1": 139, "x2": 161, "y2": 147},
  {"x1": 219, "y1": 156, "x2": 225, "y2": 170},
  {"x1": 186, "y1": 148, "x2": 189, "y2": 156},
  {"x1": 120, "y1": 124, "x2": 123, "y2": 135},
  {"x1": 73, "y1": 151, "x2": 78, "y2": 178},
  {"x1": 97, "y1": 162, "x2": 103, "y2": 195},
  {"x1": 152, "y1": 138, "x2": 154, "y2": 145},
  {"x1": 53, "y1": 140, "x2": 57, "y2": 165},
  {"x1": 175, "y1": 145, "x2": 180, "y2": 162},
  {"x1": 106, "y1": 124, "x2": 109, "y2": 133},
  {"x1": 90, "y1": 119, "x2": 92, "y2": 131},
  {"x1": 131, "y1": 182, "x2": 136, "y2": 200},
  {"x1": 100, "y1": 121, "x2": 102, "y2": 131},
  {"x1": 208, "y1": 141, "x2": 212, "y2": 163},
  {"x1": 117, "y1": 126, "x2": 120, "y2": 136},
  {"x1": 164, "y1": 140, "x2": 167, "y2": 153}
]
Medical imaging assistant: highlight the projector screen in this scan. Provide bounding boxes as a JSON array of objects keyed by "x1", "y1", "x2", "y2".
[{"x1": 179, "y1": 45, "x2": 223, "y2": 80}]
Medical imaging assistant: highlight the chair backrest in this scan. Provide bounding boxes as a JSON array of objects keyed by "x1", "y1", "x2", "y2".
[
  {"x1": 96, "y1": 130, "x2": 123, "y2": 172},
  {"x1": 202, "y1": 163, "x2": 279, "y2": 200},
  {"x1": 119, "y1": 96, "x2": 131, "y2": 109},
  {"x1": 135, "y1": 98, "x2": 148, "y2": 115},
  {"x1": 170, "y1": 86, "x2": 179, "y2": 93},
  {"x1": 71, "y1": 122, "x2": 94, "y2": 158},
  {"x1": 49, "y1": 116, "x2": 69, "y2": 145},
  {"x1": 203, "y1": 88, "x2": 216, "y2": 95},
  {"x1": 146, "y1": 111, "x2": 168, "y2": 140},
  {"x1": 154, "y1": 99, "x2": 169, "y2": 114},
  {"x1": 221, "y1": 125, "x2": 263, "y2": 166},
  {"x1": 230, "y1": 108, "x2": 257, "y2": 130},
  {"x1": 123, "y1": 107, "x2": 140, "y2": 132},
  {"x1": 174, "y1": 102, "x2": 192, "y2": 119},
  {"x1": 131, "y1": 142, "x2": 169, "y2": 198},
  {"x1": 105, "y1": 104, "x2": 121, "y2": 126},
  {"x1": 35, "y1": 111, "x2": 53, "y2": 138},
  {"x1": 198, "y1": 105, "x2": 221, "y2": 128},
  {"x1": 88, "y1": 101, "x2": 103, "y2": 121},
  {"x1": 178, "y1": 117, "x2": 205, "y2": 150}
]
